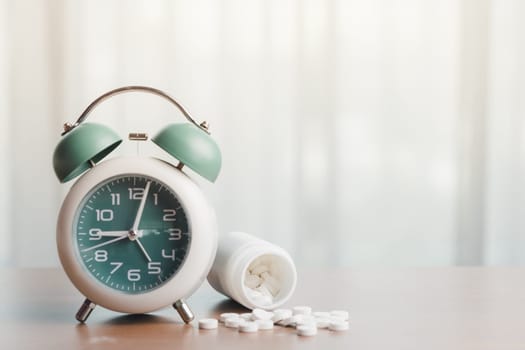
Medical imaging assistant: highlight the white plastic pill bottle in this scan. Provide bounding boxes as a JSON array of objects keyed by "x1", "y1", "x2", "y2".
[{"x1": 207, "y1": 231, "x2": 297, "y2": 310}]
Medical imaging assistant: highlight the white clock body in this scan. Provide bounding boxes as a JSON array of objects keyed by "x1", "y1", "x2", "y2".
[{"x1": 56, "y1": 156, "x2": 218, "y2": 314}]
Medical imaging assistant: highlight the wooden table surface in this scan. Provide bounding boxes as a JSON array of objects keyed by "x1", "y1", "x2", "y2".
[{"x1": 1, "y1": 267, "x2": 525, "y2": 349}]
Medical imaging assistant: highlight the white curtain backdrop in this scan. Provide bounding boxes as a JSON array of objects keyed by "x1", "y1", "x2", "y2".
[{"x1": 0, "y1": 0, "x2": 523, "y2": 267}]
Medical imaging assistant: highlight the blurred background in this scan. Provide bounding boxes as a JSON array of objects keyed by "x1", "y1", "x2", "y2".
[{"x1": 0, "y1": 0, "x2": 524, "y2": 268}]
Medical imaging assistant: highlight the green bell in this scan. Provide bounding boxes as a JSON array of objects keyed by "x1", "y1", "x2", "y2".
[
  {"x1": 153, "y1": 123, "x2": 222, "y2": 182},
  {"x1": 53, "y1": 123, "x2": 122, "y2": 183}
]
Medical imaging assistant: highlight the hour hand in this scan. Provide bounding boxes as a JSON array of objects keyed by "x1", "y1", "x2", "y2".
[{"x1": 97, "y1": 230, "x2": 130, "y2": 237}]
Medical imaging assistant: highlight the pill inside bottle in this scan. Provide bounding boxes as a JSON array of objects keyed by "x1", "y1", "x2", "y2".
[{"x1": 243, "y1": 255, "x2": 293, "y2": 307}]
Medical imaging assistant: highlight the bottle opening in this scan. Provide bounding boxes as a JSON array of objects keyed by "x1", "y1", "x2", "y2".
[{"x1": 241, "y1": 253, "x2": 296, "y2": 309}]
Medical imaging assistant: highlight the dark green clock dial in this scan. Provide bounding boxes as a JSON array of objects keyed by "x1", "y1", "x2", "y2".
[{"x1": 74, "y1": 175, "x2": 191, "y2": 294}]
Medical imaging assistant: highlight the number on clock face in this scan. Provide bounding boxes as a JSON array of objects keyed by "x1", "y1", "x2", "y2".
[{"x1": 74, "y1": 175, "x2": 191, "y2": 294}]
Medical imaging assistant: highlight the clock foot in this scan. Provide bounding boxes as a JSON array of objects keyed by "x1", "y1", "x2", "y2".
[
  {"x1": 173, "y1": 299, "x2": 194, "y2": 324},
  {"x1": 76, "y1": 298, "x2": 96, "y2": 323}
]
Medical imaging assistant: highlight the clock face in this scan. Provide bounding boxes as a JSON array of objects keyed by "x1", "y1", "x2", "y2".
[{"x1": 73, "y1": 174, "x2": 191, "y2": 294}]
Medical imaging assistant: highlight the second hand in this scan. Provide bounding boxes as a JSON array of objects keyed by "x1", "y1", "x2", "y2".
[{"x1": 81, "y1": 235, "x2": 127, "y2": 252}]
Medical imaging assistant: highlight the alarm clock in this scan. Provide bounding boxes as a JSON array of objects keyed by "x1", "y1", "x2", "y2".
[{"x1": 52, "y1": 86, "x2": 221, "y2": 323}]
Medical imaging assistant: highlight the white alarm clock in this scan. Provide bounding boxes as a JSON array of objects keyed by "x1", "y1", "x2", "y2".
[{"x1": 52, "y1": 86, "x2": 222, "y2": 323}]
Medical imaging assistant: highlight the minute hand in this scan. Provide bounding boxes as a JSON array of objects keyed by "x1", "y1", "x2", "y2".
[{"x1": 131, "y1": 181, "x2": 151, "y2": 232}]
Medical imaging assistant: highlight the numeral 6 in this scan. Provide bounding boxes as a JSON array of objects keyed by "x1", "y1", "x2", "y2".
[{"x1": 127, "y1": 269, "x2": 141, "y2": 281}]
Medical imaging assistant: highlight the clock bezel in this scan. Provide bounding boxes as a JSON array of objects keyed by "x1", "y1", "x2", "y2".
[{"x1": 57, "y1": 156, "x2": 217, "y2": 314}]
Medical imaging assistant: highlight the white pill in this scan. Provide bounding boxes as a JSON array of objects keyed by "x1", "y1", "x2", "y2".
[
  {"x1": 296, "y1": 315, "x2": 316, "y2": 326},
  {"x1": 261, "y1": 280, "x2": 280, "y2": 296},
  {"x1": 282, "y1": 315, "x2": 304, "y2": 328},
  {"x1": 277, "y1": 316, "x2": 296, "y2": 327},
  {"x1": 239, "y1": 321, "x2": 259, "y2": 333},
  {"x1": 252, "y1": 294, "x2": 273, "y2": 307},
  {"x1": 219, "y1": 313, "x2": 239, "y2": 323},
  {"x1": 261, "y1": 272, "x2": 280, "y2": 289},
  {"x1": 251, "y1": 264, "x2": 270, "y2": 276},
  {"x1": 198, "y1": 318, "x2": 218, "y2": 330},
  {"x1": 329, "y1": 315, "x2": 347, "y2": 323},
  {"x1": 315, "y1": 318, "x2": 331, "y2": 329},
  {"x1": 256, "y1": 284, "x2": 273, "y2": 297},
  {"x1": 251, "y1": 308, "x2": 274, "y2": 321},
  {"x1": 293, "y1": 306, "x2": 312, "y2": 316},
  {"x1": 247, "y1": 288, "x2": 263, "y2": 298},
  {"x1": 255, "y1": 319, "x2": 274, "y2": 330},
  {"x1": 329, "y1": 320, "x2": 349, "y2": 332},
  {"x1": 272, "y1": 309, "x2": 293, "y2": 322},
  {"x1": 245, "y1": 274, "x2": 262, "y2": 289},
  {"x1": 260, "y1": 271, "x2": 278, "y2": 284},
  {"x1": 297, "y1": 325, "x2": 317, "y2": 337},
  {"x1": 330, "y1": 310, "x2": 349, "y2": 321},
  {"x1": 225, "y1": 318, "x2": 245, "y2": 329},
  {"x1": 313, "y1": 311, "x2": 331, "y2": 318},
  {"x1": 240, "y1": 312, "x2": 253, "y2": 321}
]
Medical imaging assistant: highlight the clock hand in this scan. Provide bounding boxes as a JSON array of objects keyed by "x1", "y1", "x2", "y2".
[
  {"x1": 131, "y1": 181, "x2": 151, "y2": 232},
  {"x1": 127, "y1": 230, "x2": 152, "y2": 262},
  {"x1": 97, "y1": 230, "x2": 132, "y2": 237},
  {"x1": 81, "y1": 235, "x2": 127, "y2": 252},
  {"x1": 128, "y1": 181, "x2": 153, "y2": 262},
  {"x1": 134, "y1": 238, "x2": 152, "y2": 262}
]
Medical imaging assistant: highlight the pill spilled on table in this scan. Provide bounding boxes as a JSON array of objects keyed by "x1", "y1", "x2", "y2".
[{"x1": 198, "y1": 306, "x2": 349, "y2": 337}]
